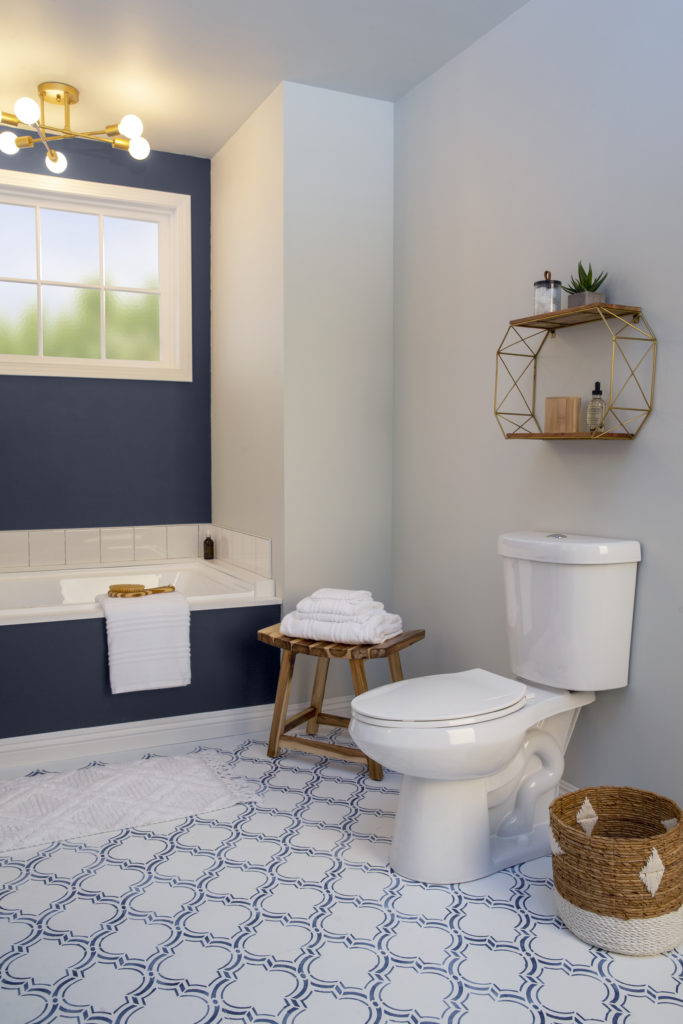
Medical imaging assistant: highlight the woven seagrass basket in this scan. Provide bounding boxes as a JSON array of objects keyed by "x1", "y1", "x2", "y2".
[{"x1": 549, "y1": 786, "x2": 683, "y2": 955}]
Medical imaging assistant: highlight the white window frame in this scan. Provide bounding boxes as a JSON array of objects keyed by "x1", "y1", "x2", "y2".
[{"x1": 0, "y1": 168, "x2": 192, "y2": 382}]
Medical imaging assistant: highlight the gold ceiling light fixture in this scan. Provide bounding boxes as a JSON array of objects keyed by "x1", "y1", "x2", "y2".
[{"x1": 0, "y1": 82, "x2": 151, "y2": 174}]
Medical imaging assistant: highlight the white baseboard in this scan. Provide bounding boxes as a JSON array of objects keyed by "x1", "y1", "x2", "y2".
[
  {"x1": 0, "y1": 710, "x2": 586, "y2": 793},
  {"x1": 0, "y1": 697, "x2": 353, "y2": 771}
]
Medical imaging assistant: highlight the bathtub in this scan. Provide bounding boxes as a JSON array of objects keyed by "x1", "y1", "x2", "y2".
[
  {"x1": 0, "y1": 559, "x2": 281, "y2": 744},
  {"x1": 0, "y1": 559, "x2": 277, "y2": 626}
]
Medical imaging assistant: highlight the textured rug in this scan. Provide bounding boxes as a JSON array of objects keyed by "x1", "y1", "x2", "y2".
[{"x1": 0, "y1": 752, "x2": 258, "y2": 852}]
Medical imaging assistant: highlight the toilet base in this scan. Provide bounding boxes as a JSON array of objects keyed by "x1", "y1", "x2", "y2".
[
  {"x1": 390, "y1": 773, "x2": 554, "y2": 884},
  {"x1": 391, "y1": 775, "x2": 493, "y2": 883}
]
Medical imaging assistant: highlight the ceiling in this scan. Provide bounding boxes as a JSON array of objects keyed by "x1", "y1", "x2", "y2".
[{"x1": 3, "y1": 0, "x2": 529, "y2": 159}]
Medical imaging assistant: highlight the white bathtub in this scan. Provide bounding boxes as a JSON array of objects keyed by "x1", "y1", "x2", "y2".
[{"x1": 0, "y1": 560, "x2": 278, "y2": 625}]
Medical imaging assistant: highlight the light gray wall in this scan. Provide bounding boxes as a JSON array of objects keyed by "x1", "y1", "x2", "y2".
[
  {"x1": 282, "y1": 83, "x2": 394, "y2": 614},
  {"x1": 393, "y1": 0, "x2": 683, "y2": 801},
  {"x1": 212, "y1": 83, "x2": 394, "y2": 700}
]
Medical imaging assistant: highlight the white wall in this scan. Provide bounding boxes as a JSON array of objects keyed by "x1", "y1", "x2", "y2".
[
  {"x1": 211, "y1": 85, "x2": 285, "y2": 587},
  {"x1": 393, "y1": 0, "x2": 683, "y2": 801},
  {"x1": 212, "y1": 83, "x2": 394, "y2": 699}
]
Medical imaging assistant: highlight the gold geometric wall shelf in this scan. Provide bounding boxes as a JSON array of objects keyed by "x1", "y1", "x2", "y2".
[{"x1": 494, "y1": 303, "x2": 657, "y2": 439}]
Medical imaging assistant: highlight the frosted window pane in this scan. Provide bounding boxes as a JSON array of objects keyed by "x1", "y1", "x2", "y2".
[
  {"x1": 0, "y1": 203, "x2": 37, "y2": 279},
  {"x1": 43, "y1": 285, "x2": 100, "y2": 359},
  {"x1": 106, "y1": 291, "x2": 159, "y2": 360},
  {"x1": 41, "y1": 208, "x2": 100, "y2": 285},
  {"x1": 104, "y1": 217, "x2": 158, "y2": 289},
  {"x1": 0, "y1": 282, "x2": 38, "y2": 354}
]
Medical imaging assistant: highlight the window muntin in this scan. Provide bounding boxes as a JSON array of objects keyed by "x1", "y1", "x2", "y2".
[{"x1": 0, "y1": 169, "x2": 191, "y2": 381}]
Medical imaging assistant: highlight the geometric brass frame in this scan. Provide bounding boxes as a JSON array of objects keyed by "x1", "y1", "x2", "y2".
[{"x1": 494, "y1": 304, "x2": 657, "y2": 439}]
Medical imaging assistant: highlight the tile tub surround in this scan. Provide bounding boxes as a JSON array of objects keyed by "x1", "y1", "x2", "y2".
[
  {"x1": 0, "y1": 524, "x2": 272, "y2": 578},
  {"x1": 1, "y1": 733, "x2": 682, "y2": 1024},
  {"x1": 204, "y1": 524, "x2": 272, "y2": 579}
]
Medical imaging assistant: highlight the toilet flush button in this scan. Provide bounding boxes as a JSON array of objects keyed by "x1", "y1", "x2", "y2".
[{"x1": 547, "y1": 533, "x2": 567, "y2": 539}]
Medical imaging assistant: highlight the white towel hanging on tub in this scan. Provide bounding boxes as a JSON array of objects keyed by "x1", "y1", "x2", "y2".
[{"x1": 97, "y1": 592, "x2": 191, "y2": 694}]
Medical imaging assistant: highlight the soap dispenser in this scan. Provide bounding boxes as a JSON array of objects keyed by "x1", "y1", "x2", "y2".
[{"x1": 586, "y1": 381, "x2": 606, "y2": 432}]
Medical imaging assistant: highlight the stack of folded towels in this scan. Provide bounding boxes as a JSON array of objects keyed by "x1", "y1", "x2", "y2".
[{"x1": 280, "y1": 588, "x2": 403, "y2": 644}]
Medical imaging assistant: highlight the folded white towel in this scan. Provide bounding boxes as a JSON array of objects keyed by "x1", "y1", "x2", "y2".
[
  {"x1": 280, "y1": 610, "x2": 403, "y2": 645},
  {"x1": 97, "y1": 593, "x2": 191, "y2": 695},
  {"x1": 296, "y1": 595, "x2": 383, "y2": 620},
  {"x1": 311, "y1": 588, "x2": 373, "y2": 602}
]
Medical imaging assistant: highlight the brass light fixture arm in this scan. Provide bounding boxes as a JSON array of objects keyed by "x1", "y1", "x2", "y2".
[
  {"x1": 0, "y1": 81, "x2": 143, "y2": 165},
  {"x1": 12, "y1": 123, "x2": 124, "y2": 145}
]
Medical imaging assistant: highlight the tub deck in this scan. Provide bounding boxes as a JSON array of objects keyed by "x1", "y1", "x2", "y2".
[{"x1": 0, "y1": 559, "x2": 277, "y2": 625}]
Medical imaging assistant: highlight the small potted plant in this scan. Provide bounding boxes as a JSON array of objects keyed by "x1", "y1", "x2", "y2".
[{"x1": 562, "y1": 261, "x2": 608, "y2": 308}]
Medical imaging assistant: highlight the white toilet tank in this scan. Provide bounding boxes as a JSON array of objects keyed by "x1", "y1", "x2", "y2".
[{"x1": 498, "y1": 532, "x2": 641, "y2": 691}]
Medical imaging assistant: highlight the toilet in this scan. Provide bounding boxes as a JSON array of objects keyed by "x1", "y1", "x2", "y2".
[{"x1": 349, "y1": 532, "x2": 641, "y2": 884}]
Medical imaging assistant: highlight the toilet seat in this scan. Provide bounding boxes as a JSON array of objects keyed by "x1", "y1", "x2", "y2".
[{"x1": 351, "y1": 668, "x2": 527, "y2": 729}]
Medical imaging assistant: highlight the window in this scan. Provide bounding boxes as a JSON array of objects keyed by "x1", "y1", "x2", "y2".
[{"x1": 0, "y1": 169, "x2": 192, "y2": 381}]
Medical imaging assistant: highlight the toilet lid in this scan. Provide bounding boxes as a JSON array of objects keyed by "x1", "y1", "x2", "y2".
[{"x1": 351, "y1": 669, "x2": 527, "y2": 728}]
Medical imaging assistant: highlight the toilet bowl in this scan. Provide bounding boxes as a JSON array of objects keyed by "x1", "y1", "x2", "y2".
[
  {"x1": 351, "y1": 670, "x2": 592, "y2": 883},
  {"x1": 349, "y1": 532, "x2": 641, "y2": 884}
]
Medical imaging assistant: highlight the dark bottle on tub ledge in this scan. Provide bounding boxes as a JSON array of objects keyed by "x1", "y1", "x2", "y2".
[{"x1": 203, "y1": 533, "x2": 215, "y2": 560}]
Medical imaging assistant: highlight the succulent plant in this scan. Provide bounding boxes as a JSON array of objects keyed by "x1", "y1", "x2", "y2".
[{"x1": 562, "y1": 261, "x2": 608, "y2": 294}]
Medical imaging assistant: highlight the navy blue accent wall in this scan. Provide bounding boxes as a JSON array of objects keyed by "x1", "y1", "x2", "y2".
[
  {"x1": 0, "y1": 606, "x2": 281, "y2": 739},
  {"x1": 0, "y1": 140, "x2": 211, "y2": 529}
]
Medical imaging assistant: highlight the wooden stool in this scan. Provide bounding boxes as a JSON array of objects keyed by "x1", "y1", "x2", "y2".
[{"x1": 258, "y1": 624, "x2": 426, "y2": 781}]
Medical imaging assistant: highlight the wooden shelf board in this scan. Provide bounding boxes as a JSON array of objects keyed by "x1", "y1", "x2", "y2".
[
  {"x1": 505, "y1": 431, "x2": 634, "y2": 440},
  {"x1": 509, "y1": 303, "x2": 641, "y2": 331}
]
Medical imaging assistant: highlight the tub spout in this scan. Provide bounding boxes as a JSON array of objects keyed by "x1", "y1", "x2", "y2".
[{"x1": 496, "y1": 729, "x2": 564, "y2": 837}]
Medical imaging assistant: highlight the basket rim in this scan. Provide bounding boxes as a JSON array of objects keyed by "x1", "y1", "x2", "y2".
[{"x1": 550, "y1": 785, "x2": 682, "y2": 845}]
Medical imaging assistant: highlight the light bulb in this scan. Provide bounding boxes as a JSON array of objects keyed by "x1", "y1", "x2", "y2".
[
  {"x1": 14, "y1": 96, "x2": 40, "y2": 125},
  {"x1": 128, "y1": 136, "x2": 150, "y2": 160},
  {"x1": 118, "y1": 114, "x2": 143, "y2": 139},
  {"x1": 0, "y1": 130, "x2": 19, "y2": 155},
  {"x1": 45, "y1": 149, "x2": 68, "y2": 174}
]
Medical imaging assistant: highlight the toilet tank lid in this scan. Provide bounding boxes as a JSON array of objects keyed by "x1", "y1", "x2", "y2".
[{"x1": 498, "y1": 531, "x2": 641, "y2": 564}]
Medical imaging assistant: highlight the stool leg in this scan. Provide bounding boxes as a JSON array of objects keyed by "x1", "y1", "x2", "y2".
[
  {"x1": 387, "y1": 652, "x2": 404, "y2": 682},
  {"x1": 268, "y1": 650, "x2": 296, "y2": 758},
  {"x1": 349, "y1": 661, "x2": 384, "y2": 782},
  {"x1": 306, "y1": 656, "x2": 329, "y2": 735}
]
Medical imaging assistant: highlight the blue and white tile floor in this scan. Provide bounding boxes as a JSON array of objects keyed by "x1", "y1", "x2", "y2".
[{"x1": 1, "y1": 731, "x2": 683, "y2": 1023}]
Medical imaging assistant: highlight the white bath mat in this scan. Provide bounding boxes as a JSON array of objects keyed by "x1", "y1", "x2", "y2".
[{"x1": 0, "y1": 752, "x2": 257, "y2": 853}]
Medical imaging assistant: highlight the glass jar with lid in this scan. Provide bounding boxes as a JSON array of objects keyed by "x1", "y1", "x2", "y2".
[{"x1": 534, "y1": 270, "x2": 562, "y2": 314}]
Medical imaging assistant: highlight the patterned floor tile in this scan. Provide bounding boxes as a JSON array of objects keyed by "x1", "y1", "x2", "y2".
[
  {"x1": 217, "y1": 961, "x2": 299, "y2": 1017},
  {"x1": 261, "y1": 881, "x2": 325, "y2": 919},
  {"x1": 458, "y1": 994, "x2": 537, "y2": 1023},
  {"x1": 5, "y1": 936, "x2": 87, "y2": 984},
  {"x1": 535, "y1": 966, "x2": 611, "y2": 1020},
  {"x1": 378, "y1": 963, "x2": 455, "y2": 1019},
  {"x1": 1, "y1": 733, "x2": 682, "y2": 1024},
  {"x1": 122, "y1": 989, "x2": 212, "y2": 1024},
  {"x1": 288, "y1": 989, "x2": 374, "y2": 1024},
  {"x1": 45, "y1": 896, "x2": 118, "y2": 936},
  {"x1": 99, "y1": 918, "x2": 174, "y2": 959},
  {"x1": 320, "y1": 902, "x2": 386, "y2": 941}
]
